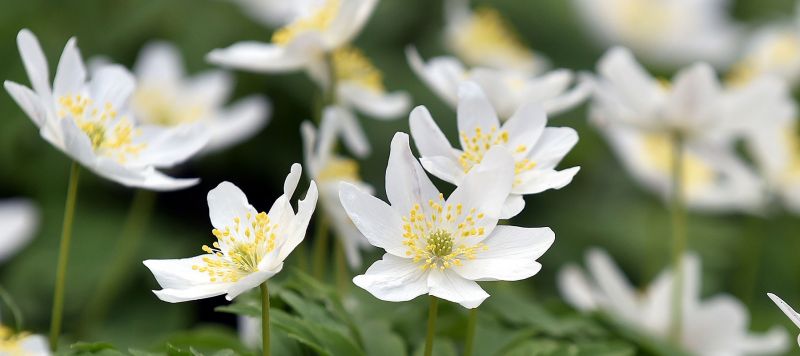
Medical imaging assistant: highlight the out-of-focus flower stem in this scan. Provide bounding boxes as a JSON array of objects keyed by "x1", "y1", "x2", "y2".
[
  {"x1": 49, "y1": 161, "x2": 81, "y2": 350},
  {"x1": 334, "y1": 236, "x2": 348, "y2": 295},
  {"x1": 668, "y1": 132, "x2": 686, "y2": 344},
  {"x1": 79, "y1": 189, "x2": 156, "y2": 336},
  {"x1": 424, "y1": 296, "x2": 440, "y2": 356},
  {"x1": 260, "y1": 282, "x2": 271, "y2": 356},
  {"x1": 312, "y1": 214, "x2": 330, "y2": 280},
  {"x1": 464, "y1": 308, "x2": 478, "y2": 356}
]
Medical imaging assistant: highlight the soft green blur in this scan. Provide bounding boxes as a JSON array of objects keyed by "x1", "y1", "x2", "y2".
[{"x1": 1, "y1": 0, "x2": 799, "y2": 354}]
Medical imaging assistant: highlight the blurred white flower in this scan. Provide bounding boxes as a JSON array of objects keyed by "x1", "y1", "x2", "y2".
[
  {"x1": 4, "y1": 29, "x2": 208, "y2": 191},
  {"x1": 131, "y1": 41, "x2": 271, "y2": 153},
  {"x1": 767, "y1": 293, "x2": 800, "y2": 347},
  {"x1": 406, "y1": 46, "x2": 590, "y2": 120},
  {"x1": 558, "y1": 249, "x2": 789, "y2": 355},
  {"x1": 342, "y1": 133, "x2": 554, "y2": 309},
  {"x1": 144, "y1": 165, "x2": 318, "y2": 302},
  {"x1": 444, "y1": 0, "x2": 547, "y2": 75},
  {"x1": 238, "y1": 315, "x2": 261, "y2": 350},
  {"x1": 572, "y1": 0, "x2": 741, "y2": 68},
  {"x1": 301, "y1": 107, "x2": 374, "y2": 268},
  {"x1": 409, "y1": 82, "x2": 579, "y2": 218},
  {"x1": 744, "y1": 113, "x2": 800, "y2": 213},
  {"x1": 207, "y1": 0, "x2": 378, "y2": 74},
  {"x1": 730, "y1": 4, "x2": 800, "y2": 86},
  {"x1": 0, "y1": 324, "x2": 49, "y2": 356},
  {"x1": 0, "y1": 199, "x2": 38, "y2": 262}
]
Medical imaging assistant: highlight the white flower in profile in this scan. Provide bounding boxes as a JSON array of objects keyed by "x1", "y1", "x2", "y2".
[
  {"x1": 409, "y1": 82, "x2": 580, "y2": 218},
  {"x1": 443, "y1": 0, "x2": 547, "y2": 75},
  {"x1": 143, "y1": 165, "x2": 318, "y2": 302},
  {"x1": 207, "y1": 0, "x2": 378, "y2": 75},
  {"x1": 341, "y1": 133, "x2": 554, "y2": 309},
  {"x1": 729, "y1": 4, "x2": 800, "y2": 87},
  {"x1": 0, "y1": 323, "x2": 49, "y2": 356},
  {"x1": 301, "y1": 107, "x2": 374, "y2": 268},
  {"x1": 4, "y1": 29, "x2": 208, "y2": 191},
  {"x1": 558, "y1": 249, "x2": 789, "y2": 355},
  {"x1": 131, "y1": 41, "x2": 271, "y2": 153},
  {"x1": 0, "y1": 199, "x2": 38, "y2": 262},
  {"x1": 406, "y1": 46, "x2": 590, "y2": 120},
  {"x1": 572, "y1": 0, "x2": 741, "y2": 68},
  {"x1": 767, "y1": 293, "x2": 800, "y2": 347}
]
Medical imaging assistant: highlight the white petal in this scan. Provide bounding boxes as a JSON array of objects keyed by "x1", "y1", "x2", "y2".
[
  {"x1": 596, "y1": 47, "x2": 661, "y2": 116},
  {"x1": 557, "y1": 264, "x2": 599, "y2": 311},
  {"x1": 89, "y1": 65, "x2": 135, "y2": 110},
  {"x1": 225, "y1": 268, "x2": 282, "y2": 301},
  {"x1": 528, "y1": 127, "x2": 579, "y2": 169},
  {"x1": 323, "y1": 0, "x2": 378, "y2": 48},
  {"x1": 207, "y1": 181, "x2": 258, "y2": 231},
  {"x1": 336, "y1": 107, "x2": 370, "y2": 158},
  {"x1": 768, "y1": 293, "x2": 800, "y2": 329},
  {"x1": 91, "y1": 160, "x2": 200, "y2": 191},
  {"x1": 665, "y1": 63, "x2": 720, "y2": 127},
  {"x1": 53, "y1": 37, "x2": 86, "y2": 98},
  {"x1": 59, "y1": 118, "x2": 97, "y2": 166},
  {"x1": 409, "y1": 105, "x2": 458, "y2": 160},
  {"x1": 585, "y1": 249, "x2": 640, "y2": 321},
  {"x1": 205, "y1": 95, "x2": 271, "y2": 152},
  {"x1": 501, "y1": 101, "x2": 547, "y2": 157},
  {"x1": 405, "y1": 47, "x2": 462, "y2": 107},
  {"x1": 739, "y1": 327, "x2": 790, "y2": 355},
  {"x1": 16, "y1": 29, "x2": 52, "y2": 98},
  {"x1": 453, "y1": 226, "x2": 553, "y2": 281},
  {"x1": 339, "y1": 182, "x2": 406, "y2": 257},
  {"x1": 0, "y1": 199, "x2": 39, "y2": 262},
  {"x1": 419, "y1": 156, "x2": 464, "y2": 186},
  {"x1": 541, "y1": 75, "x2": 592, "y2": 116},
  {"x1": 144, "y1": 256, "x2": 232, "y2": 303},
  {"x1": 513, "y1": 167, "x2": 580, "y2": 195},
  {"x1": 353, "y1": 253, "x2": 428, "y2": 302},
  {"x1": 384, "y1": 133, "x2": 440, "y2": 215},
  {"x1": 499, "y1": 194, "x2": 525, "y2": 219},
  {"x1": 4, "y1": 81, "x2": 48, "y2": 127},
  {"x1": 427, "y1": 269, "x2": 489, "y2": 309},
  {"x1": 338, "y1": 83, "x2": 410, "y2": 119},
  {"x1": 275, "y1": 181, "x2": 318, "y2": 263},
  {"x1": 19, "y1": 334, "x2": 49, "y2": 355},
  {"x1": 445, "y1": 147, "x2": 514, "y2": 223},
  {"x1": 457, "y1": 82, "x2": 500, "y2": 141},
  {"x1": 131, "y1": 124, "x2": 209, "y2": 168},
  {"x1": 134, "y1": 41, "x2": 184, "y2": 84},
  {"x1": 207, "y1": 36, "x2": 322, "y2": 73}
]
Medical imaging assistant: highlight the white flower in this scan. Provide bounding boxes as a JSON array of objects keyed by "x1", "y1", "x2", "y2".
[
  {"x1": 767, "y1": 293, "x2": 800, "y2": 347},
  {"x1": 0, "y1": 324, "x2": 50, "y2": 356},
  {"x1": 143, "y1": 165, "x2": 318, "y2": 302},
  {"x1": 443, "y1": 0, "x2": 547, "y2": 75},
  {"x1": 558, "y1": 249, "x2": 789, "y2": 355},
  {"x1": 207, "y1": 0, "x2": 378, "y2": 74},
  {"x1": 238, "y1": 315, "x2": 261, "y2": 350},
  {"x1": 730, "y1": 5, "x2": 800, "y2": 86},
  {"x1": 744, "y1": 114, "x2": 800, "y2": 213},
  {"x1": 4, "y1": 29, "x2": 208, "y2": 191},
  {"x1": 301, "y1": 107, "x2": 374, "y2": 268},
  {"x1": 409, "y1": 82, "x2": 580, "y2": 219},
  {"x1": 341, "y1": 133, "x2": 554, "y2": 309},
  {"x1": 0, "y1": 199, "x2": 38, "y2": 262},
  {"x1": 406, "y1": 46, "x2": 591, "y2": 120},
  {"x1": 131, "y1": 41, "x2": 271, "y2": 153},
  {"x1": 572, "y1": 0, "x2": 741, "y2": 68}
]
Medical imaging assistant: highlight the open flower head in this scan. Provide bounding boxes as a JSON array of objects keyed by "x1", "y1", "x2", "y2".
[
  {"x1": 0, "y1": 199, "x2": 39, "y2": 262},
  {"x1": 132, "y1": 41, "x2": 271, "y2": 153},
  {"x1": 0, "y1": 324, "x2": 49, "y2": 356},
  {"x1": 572, "y1": 0, "x2": 740, "y2": 68},
  {"x1": 301, "y1": 108, "x2": 374, "y2": 268},
  {"x1": 4, "y1": 29, "x2": 208, "y2": 191},
  {"x1": 410, "y1": 82, "x2": 580, "y2": 218},
  {"x1": 559, "y1": 249, "x2": 789, "y2": 355},
  {"x1": 207, "y1": 0, "x2": 378, "y2": 74},
  {"x1": 729, "y1": 16, "x2": 800, "y2": 87},
  {"x1": 768, "y1": 293, "x2": 800, "y2": 348},
  {"x1": 407, "y1": 46, "x2": 590, "y2": 120},
  {"x1": 341, "y1": 133, "x2": 554, "y2": 308},
  {"x1": 144, "y1": 165, "x2": 318, "y2": 302}
]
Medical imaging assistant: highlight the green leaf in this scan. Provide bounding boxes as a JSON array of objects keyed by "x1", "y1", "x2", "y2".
[
  {"x1": 358, "y1": 320, "x2": 406, "y2": 356},
  {"x1": 157, "y1": 326, "x2": 248, "y2": 356},
  {"x1": 411, "y1": 337, "x2": 457, "y2": 356},
  {"x1": 271, "y1": 309, "x2": 364, "y2": 356}
]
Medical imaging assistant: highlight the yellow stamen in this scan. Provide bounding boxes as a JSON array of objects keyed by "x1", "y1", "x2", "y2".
[{"x1": 272, "y1": 0, "x2": 340, "y2": 45}]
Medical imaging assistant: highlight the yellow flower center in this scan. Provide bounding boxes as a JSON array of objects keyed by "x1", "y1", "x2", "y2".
[
  {"x1": 402, "y1": 194, "x2": 488, "y2": 270},
  {"x1": 0, "y1": 326, "x2": 32, "y2": 356},
  {"x1": 192, "y1": 212, "x2": 279, "y2": 283},
  {"x1": 780, "y1": 126, "x2": 800, "y2": 182},
  {"x1": 459, "y1": 126, "x2": 536, "y2": 186},
  {"x1": 133, "y1": 87, "x2": 206, "y2": 126},
  {"x1": 332, "y1": 46, "x2": 385, "y2": 92},
  {"x1": 58, "y1": 94, "x2": 146, "y2": 163},
  {"x1": 453, "y1": 7, "x2": 534, "y2": 67},
  {"x1": 317, "y1": 158, "x2": 361, "y2": 182},
  {"x1": 616, "y1": 0, "x2": 676, "y2": 41},
  {"x1": 642, "y1": 133, "x2": 714, "y2": 193},
  {"x1": 271, "y1": 0, "x2": 340, "y2": 45}
]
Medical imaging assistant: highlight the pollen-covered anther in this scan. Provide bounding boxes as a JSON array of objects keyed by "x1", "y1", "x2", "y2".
[
  {"x1": 272, "y1": 0, "x2": 340, "y2": 45},
  {"x1": 459, "y1": 126, "x2": 510, "y2": 172},
  {"x1": 332, "y1": 46, "x2": 385, "y2": 92}
]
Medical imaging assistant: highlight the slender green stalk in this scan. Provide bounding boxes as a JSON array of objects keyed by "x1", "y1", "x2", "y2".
[
  {"x1": 0, "y1": 285, "x2": 23, "y2": 332},
  {"x1": 668, "y1": 133, "x2": 686, "y2": 344},
  {"x1": 424, "y1": 296, "x2": 440, "y2": 356},
  {"x1": 464, "y1": 308, "x2": 478, "y2": 356},
  {"x1": 323, "y1": 52, "x2": 338, "y2": 106},
  {"x1": 312, "y1": 215, "x2": 330, "y2": 280},
  {"x1": 79, "y1": 189, "x2": 156, "y2": 335},
  {"x1": 260, "y1": 283, "x2": 271, "y2": 356},
  {"x1": 50, "y1": 162, "x2": 81, "y2": 350},
  {"x1": 334, "y1": 237, "x2": 348, "y2": 296}
]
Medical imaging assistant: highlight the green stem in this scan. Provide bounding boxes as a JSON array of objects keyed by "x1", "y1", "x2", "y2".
[
  {"x1": 668, "y1": 133, "x2": 686, "y2": 344},
  {"x1": 312, "y1": 215, "x2": 330, "y2": 280},
  {"x1": 49, "y1": 162, "x2": 81, "y2": 350},
  {"x1": 464, "y1": 308, "x2": 478, "y2": 356},
  {"x1": 0, "y1": 285, "x2": 23, "y2": 332},
  {"x1": 260, "y1": 282, "x2": 271, "y2": 356},
  {"x1": 334, "y1": 237, "x2": 348, "y2": 296},
  {"x1": 424, "y1": 296, "x2": 439, "y2": 356},
  {"x1": 323, "y1": 52, "x2": 338, "y2": 107},
  {"x1": 79, "y1": 189, "x2": 156, "y2": 335}
]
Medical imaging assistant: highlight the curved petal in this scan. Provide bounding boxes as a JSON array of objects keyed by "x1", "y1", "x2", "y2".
[
  {"x1": 0, "y1": 199, "x2": 39, "y2": 262},
  {"x1": 4, "y1": 81, "x2": 48, "y2": 127},
  {"x1": 445, "y1": 147, "x2": 514, "y2": 223},
  {"x1": 16, "y1": 29, "x2": 51, "y2": 98},
  {"x1": 323, "y1": 0, "x2": 378, "y2": 49},
  {"x1": 457, "y1": 82, "x2": 500, "y2": 143},
  {"x1": 385, "y1": 133, "x2": 440, "y2": 215},
  {"x1": 453, "y1": 226, "x2": 553, "y2": 281},
  {"x1": 19, "y1": 334, "x2": 49, "y2": 354},
  {"x1": 665, "y1": 63, "x2": 720, "y2": 127},
  {"x1": 528, "y1": 127, "x2": 579, "y2": 169},
  {"x1": 89, "y1": 65, "x2": 135, "y2": 110},
  {"x1": 353, "y1": 253, "x2": 428, "y2": 302},
  {"x1": 207, "y1": 181, "x2": 258, "y2": 231},
  {"x1": 585, "y1": 249, "x2": 640, "y2": 321},
  {"x1": 405, "y1": 47, "x2": 462, "y2": 107},
  {"x1": 53, "y1": 37, "x2": 86, "y2": 98},
  {"x1": 557, "y1": 264, "x2": 599, "y2": 311},
  {"x1": 144, "y1": 256, "x2": 234, "y2": 303},
  {"x1": 409, "y1": 105, "x2": 458, "y2": 160},
  {"x1": 499, "y1": 194, "x2": 525, "y2": 219},
  {"x1": 339, "y1": 182, "x2": 406, "y2": 257},
  {"x1": 207, "y1": 35, "x2": 322, "y2": 73},
  {"x1": 501, "y1": 101, "x2": 547, "y2": 157},
  {"x1": 276, "y1": 181, "x2": 318, "y2": 263},
  {"x1": 131, "y1": 124, "x2": 209, "y2": 168},
  {"x1": 768, "y1": 293, "x2": 800, "y2": 329},
  {"x1": 336, "y1": 107, "x2": 370, "y2": 158},
  {"x1": 542, "y1": 75, "x2": 592, "y2": 116},
  {"x1": 206, "y1": 95, "x2": 271, "y2": 152},
  {"x1": 513, "y1": 167, "x2": 580, "y2": 195},
  {"x1": 134, "y1": 41, "x2": 184, "y2": 84},
  {"x1": 427, "y1": 268, "x2": 489, "y2": 309},
  {"x1": 419, "y1": 156, "x2": 463, "y2": 185},
  {"x1": 225, "y1": 268, "x2": 282, "y2": 301},
  {"x1": 338, "y1": 83, "x2": 410, "y2": 119}
]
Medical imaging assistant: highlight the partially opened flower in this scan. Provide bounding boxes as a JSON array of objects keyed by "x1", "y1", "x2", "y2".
[
  {"x1": 301, "y1": 107, "x2": 374, "y2": 268},
  {"x1": 409, "y1": 82, "x2": 580, "y2": 218},
  {"x1": 207, "y1": 0, "x2": 378, "y2": 75},
  {"x1": 444, "y1": 0, "x2": 546, "y2": 75},
  {"x1": 729, "y1": 6, "x2": 800, "y2": 86},
  {"x1": 4, "y1": 29, "x2": 207, "y2": 191},
  {"x1": 572, "y1": 0, "x2": 741, "y2": 68},
  {"x1": 767, "y1": 293, "x2": 800, "y2": 347},
  {"x1": 341, "y1": 133, "x2": 554, "y2": 308},
  {"x1": 131, "y1": 41, "x2": 270, "y2": 153},
  {"x1": 144, "y1": 164, "x2": 318, "y2": 302},
  {"x1": 406, "y1": 46, "x2": 590, "y2": 120},
  {"x1": 559, "y1": 249, "x2": 789, "y2": 355},
  {"x1": 0, "y1": 199, "x2": 38, "y2": 262},
  {"x1": 0, "y1": 324, "x2": 49, "y2": 356}
]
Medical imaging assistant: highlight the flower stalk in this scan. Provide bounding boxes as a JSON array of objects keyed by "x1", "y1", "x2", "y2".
[
  {"x1": 49, "y1": 161, "x2": 81, "y2": 350},
  {"x1": 260, "y1": 282, "x2": 271, "y2": 356},
  {"x1": 668, "y1": 132, "x2": 686, "y2": 344},
  {"x1": 312, "y1": 214, "x2": 330, "y2": 280},
  {"x1": 464, "y1": 308, "x2": 478, "y2": 356},
  {"x1": 424, "y1": 296, "x2": 440, "y2": 356}
]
